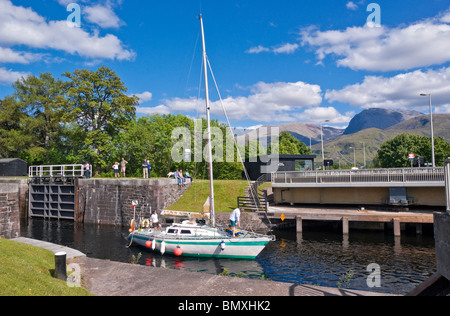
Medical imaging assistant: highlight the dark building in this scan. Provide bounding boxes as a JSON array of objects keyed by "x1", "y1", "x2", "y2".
[
  {"x1": 0, "y1": 159, "x2": 28, "y2": 177},
  {"x1": 244, "y1": 154, "x2": 316, "y2": 181}
]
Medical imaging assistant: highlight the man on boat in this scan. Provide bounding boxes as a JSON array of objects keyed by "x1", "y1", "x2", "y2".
[
  {"x1": 151, "y1": 210, "x2": 162, "y2": 231},
  {"x1": 229, "y1": 208, "x2": 242, "y2": 237}
]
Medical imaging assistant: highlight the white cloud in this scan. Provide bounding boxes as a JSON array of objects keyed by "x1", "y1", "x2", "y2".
[
  {"x1": 346, "y1": 1, "x2": 358, "y2": 10},
  {"x1": 84, "y1": 4, "x2": 123, "y2": 29},
  {"x1": 246, "y1": 45, "x2": 270, "y2": 54},
  {"x1": 246, "y1": 43, "x2": 299, "y2": 55},
  {"x1": 0, "y1": 0, "x2": 134, "y2": 61},
  {"x1": 0, "y1": 67, "x2": 29, "y2": 85},
  {"x1": 301, "y1": 9, "x2": 450, "y2": 71},
  {"x1": 325, "y1": 67, "x2": 450, "y2": 113},
  {"x1": 0, "y1": 47, "x2": 42, "y2": 64},
  {"x1": 160, "y1": 81, "x2": 323, "y2": 123},
  {"x1": 273, "y1": 43, "x2": 299, "y2": 55},
  {"x1": 133, "y1": 91, "x2": 153, "y2": 103},
  {"x1": 137, "y1": 105, "x2": 171, "y2": 116},
  {"x1": 296, "y1": 107, "x2": 354, "y2": 124}
]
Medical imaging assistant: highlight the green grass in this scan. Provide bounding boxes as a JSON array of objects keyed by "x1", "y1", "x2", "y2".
[
  {"x1": 0, "y1": 238, "x2": 92, "y2": 296},
  {"x1": 168, "y1": 180, "x2": 249, "y2": 213}
]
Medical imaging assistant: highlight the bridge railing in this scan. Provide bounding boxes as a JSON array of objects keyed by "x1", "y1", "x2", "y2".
[
  {"x1": 445, "y1": 160, "x2": 450, "y2": 212},
  {"x1": 29, "y1": 165, "x2": 85, "y2": 179},
  {"x1": 272, "y1": 167, "x2": 445, "y2": 185}
]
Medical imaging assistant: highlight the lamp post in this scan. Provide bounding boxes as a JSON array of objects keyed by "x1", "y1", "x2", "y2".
[
  {"x1": 320, "y1": 120, "x2": 330, "y2": 168},
  {"x1": 360, "y1": 142, "x2": 366, "y2": 168},
  {"x1": 349, "y1": 146, "x2": 356, "y2": 168},
  {"x1": 420, "y1": 93, "x2": 436, "y2": 168}
]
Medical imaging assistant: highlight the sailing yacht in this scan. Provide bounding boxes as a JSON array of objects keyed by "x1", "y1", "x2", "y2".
[{"x1": 128, "y1": 14, "x2": 275, "y2": 259}]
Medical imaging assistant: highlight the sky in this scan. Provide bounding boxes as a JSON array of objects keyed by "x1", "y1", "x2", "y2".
[{"x1": 1, "y1": 0, "x2": 450, "y2": 129}]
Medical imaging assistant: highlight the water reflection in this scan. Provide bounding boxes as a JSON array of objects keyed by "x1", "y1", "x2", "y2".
[{"x1": 20, "y1": 218, "x2": 436, "y2": 295}]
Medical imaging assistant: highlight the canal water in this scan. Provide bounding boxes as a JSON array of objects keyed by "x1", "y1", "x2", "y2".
[{"x1": 20, "y1": 218, "x2": 436, "y2": 295}]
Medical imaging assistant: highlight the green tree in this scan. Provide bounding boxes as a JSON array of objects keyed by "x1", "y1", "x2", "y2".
[
  {"x1": 0, "y1": 96, "x2": 32, "y2": 159},
  {"x1": 63, "y1": 66, "x2": 138, "y2": 172},
  {"x1": 269, "y1": 131, "x2": 312, "y2": 155},
  {"x1": 13, "y1": 73, "x2": 66, "y2": 164},
  {"x1": 375, "y1": 133, "x2": 450, "y2": 168}
]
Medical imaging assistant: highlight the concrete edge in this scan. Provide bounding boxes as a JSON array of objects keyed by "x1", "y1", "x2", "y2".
[{"x1": 11, "y1": 237, "x2": 86, "y2": 259}]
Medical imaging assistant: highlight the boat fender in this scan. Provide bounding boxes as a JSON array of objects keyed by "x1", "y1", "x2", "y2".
[
  {"x1": 174, "y1": 246, "x2": 183, "y2": 257},
  {"x1": 160, "y1": 241, "x2": 166, "y2": 255},
  {"x1": 145, "y1": 240, "x2": 152, "y2": 248},
  {"x1": 129, "y1": 219, "x2": 135, "y2": 233},
  {"x1": 142, "y1": 219, "x2": 150, "y2": 229},
  {"x1": 221, "y1": 241, "x2": 226, "y2": 251},
  {"x1": 152, "y1": 240, "x2": 156, "y2": 250}
]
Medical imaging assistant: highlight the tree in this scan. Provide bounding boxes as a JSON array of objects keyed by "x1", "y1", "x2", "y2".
[
  {"x1": 63, "y1": 66, "x2": 138, "y2": 172},
  {"x1": 0, "y1": 96, "x2": 32, "y2": 159},
  {"x1": 375, "y1": 134, "x2": 450, "y2": 168},
  {"x1": 13, "y1": 73, "x2": 66, "y2": 164},
  {"x1": 269, "y1": 131, "x2": 312, "y2": 155}
]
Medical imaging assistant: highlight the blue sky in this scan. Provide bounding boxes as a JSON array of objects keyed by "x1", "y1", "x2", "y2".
[{"x1": 1, "y1": 0, "x2": 450, "y2": 129}]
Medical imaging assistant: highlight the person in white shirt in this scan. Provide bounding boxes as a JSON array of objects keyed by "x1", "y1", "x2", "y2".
[
  {"x1": 229, "y1": 208, "x2": 242, "y2": 237},
  {"x1": 151, "y1": 210, "x2": 161, "y2": 231}
]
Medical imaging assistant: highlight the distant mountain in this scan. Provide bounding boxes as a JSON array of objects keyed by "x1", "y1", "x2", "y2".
[
  {"x1": 313, "y1": 113, "x2": 450, "y2": 166},
  {"x1": 235, "y1": 110, "x2": 449, "y2": 166},
  {"x1": 343, "y1": 108, "x2": 422, "y2": 135},
  {"x1": 237, "y1": 122, "x2": 344, "y2": 148}
]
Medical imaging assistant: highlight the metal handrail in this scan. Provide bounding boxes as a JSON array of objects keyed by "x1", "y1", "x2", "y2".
[
  {"x1": 29, "y1": 165, "x2": 84, "y2": 178},
  {"x1": 445, "y1": 160, "x2": 450, "y2": 212},
  {"x1": 272, "y1": 167, "x2": 445, "y2": 185}
]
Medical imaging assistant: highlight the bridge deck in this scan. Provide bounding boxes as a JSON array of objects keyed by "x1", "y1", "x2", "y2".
[
  {"x1": 267, "y1": 206, "x2": 435, "y2": 224},
  {"x1": 265, "y1": 205, "x2": 436, "y2": 237}
]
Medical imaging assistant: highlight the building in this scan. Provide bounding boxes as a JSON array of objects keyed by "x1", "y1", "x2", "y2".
[
  {"x1": 244, "y1": 154, "x2": 316, "y2": 181},
  {"x1": 0, "y1": 159, "x2": 28, "y2": 177}
]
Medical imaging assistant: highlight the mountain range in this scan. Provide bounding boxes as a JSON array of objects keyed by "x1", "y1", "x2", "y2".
[{"x1": 238, "y1": 108, "x2": 450, "y2": 166}]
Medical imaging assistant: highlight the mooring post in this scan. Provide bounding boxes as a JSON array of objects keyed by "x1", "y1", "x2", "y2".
[
  {"x1": 393, "y1": 218, "x2": 401, "y2": 238},
  {"x1": 296, "y1": 216, "x2": 303, "y2": 233},
  {"x1": 342, "y1": 217, "x2": 349, "y2": 235},
  {"x1": 55, "y1": 252, "x2": 67, "y2": 281}
]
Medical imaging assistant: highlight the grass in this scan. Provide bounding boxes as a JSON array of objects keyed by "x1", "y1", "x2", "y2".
[
  {"x1": 0, "y1": 238, "x2": 92, "y2": 296},
  {"x1": 167, "y1": 180, "x2": 249, "y2": 213}
]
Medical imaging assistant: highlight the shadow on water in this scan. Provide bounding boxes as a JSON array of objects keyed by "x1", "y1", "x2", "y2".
[{"x1": 20, "y1": 218, "x2": 436, "y2": 295}]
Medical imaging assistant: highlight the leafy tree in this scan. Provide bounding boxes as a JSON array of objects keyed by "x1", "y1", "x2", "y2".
[
  {"x1": 63, "y1": 66, "x2": 138, "y2": 172},
  {"x1": 0, "y1": 96, "x2": 32, "y2": 159},
  {"x1": 269, "y1": 131, "x2": 312, "y2": 155},
  {"x1": 13, "y1": 73, "x2": 66, "y2": 164},
  {"x1": 374, "y1": 133, "x2": 450, "y2": 168}
]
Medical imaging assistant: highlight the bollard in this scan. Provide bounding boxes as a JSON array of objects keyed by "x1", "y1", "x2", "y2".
[{"x1": 54, "y1": 252, "x2": 67, "y2": 281}]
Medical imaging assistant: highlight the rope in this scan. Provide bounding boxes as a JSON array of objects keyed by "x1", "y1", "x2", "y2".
[{"x1": 206, "y1": 58, "x2": 274, "y2": 232}]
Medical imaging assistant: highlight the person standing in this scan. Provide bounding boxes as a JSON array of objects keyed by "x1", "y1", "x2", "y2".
[
  {"x1": 151, "y1": 210, "x2": 161, "y2": 231},
  {"x1": 120, "y1": 158, "x2": 128, "y2": 178},
  {"x1": 113, "y1": 162, "x2": 120, "y2": 178},
  {"x1": 84, "y1": 162, "x2": 91, "y2": 179},
  {"x1": 229, "y1": 208, "x2": 242, "y2": 237},
  {"x1": 142, "y1": 159, "x2": 149, "y2": 178},
  {"x1": 147, "y1": 160, "x2": 152, "y2": 179}
]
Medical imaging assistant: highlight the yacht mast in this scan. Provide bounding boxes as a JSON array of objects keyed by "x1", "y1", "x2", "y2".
[{"x1": 199, "y1": 14, "x2": 216, "y2": 227}]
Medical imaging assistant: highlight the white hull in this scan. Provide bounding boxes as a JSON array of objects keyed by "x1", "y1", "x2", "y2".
[{"x1": 128, "y1": 223, "x2": 274, "y2": 259}]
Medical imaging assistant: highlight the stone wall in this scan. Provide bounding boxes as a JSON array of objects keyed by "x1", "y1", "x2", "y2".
[
  {"x1": 0, "y1": 179, "x2": 29, "y2": 239},
  {"x1": 77, "y1": 179, "x2": 191, "y2": 227},
  {"x1": 215, "y1": 212, "x2": 269, "y2": 232}
]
